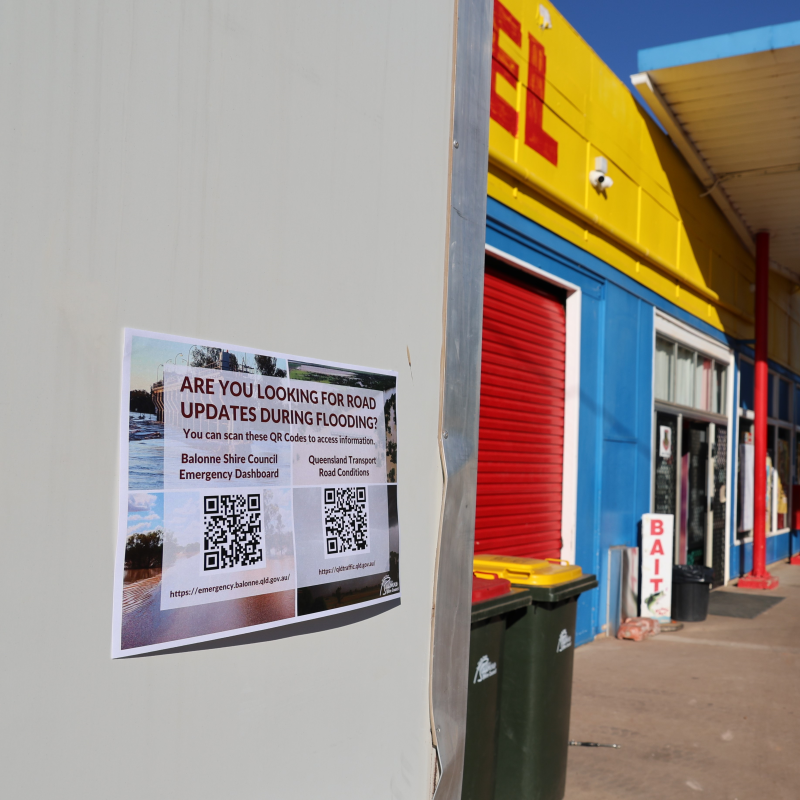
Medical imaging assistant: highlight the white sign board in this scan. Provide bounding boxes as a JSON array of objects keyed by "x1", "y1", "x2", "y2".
[
  {"x1": 640, "y1": 513, "x2": 673, "y2": 622},
  {"x1": 113, "y1": 329, "x2": 400, "y2": 657}
]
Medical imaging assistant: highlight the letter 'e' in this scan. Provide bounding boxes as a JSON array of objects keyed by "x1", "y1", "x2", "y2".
[{"x1": 491, "y1": 0, "x2": 522, "y2": 136}]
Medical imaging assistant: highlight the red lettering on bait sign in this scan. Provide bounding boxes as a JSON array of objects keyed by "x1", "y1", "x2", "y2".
[{"x1": 650, "y1": 539, "x2": 665, "y2": 556}]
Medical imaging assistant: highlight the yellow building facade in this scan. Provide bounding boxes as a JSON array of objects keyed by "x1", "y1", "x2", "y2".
[{"x1": 487, "y1": 0, "x2": 800, "y2": 371}]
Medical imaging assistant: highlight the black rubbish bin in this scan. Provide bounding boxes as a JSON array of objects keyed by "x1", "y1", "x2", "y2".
[
  {"x1": 472, "y1": 555, "x2": 598, "y2": 800},
  {"x1": 462, "y1": 576, "x2": 532, "y2": 800},
  {"x1": 672, "y1": 564, "x2": 714, "y2": 621}
]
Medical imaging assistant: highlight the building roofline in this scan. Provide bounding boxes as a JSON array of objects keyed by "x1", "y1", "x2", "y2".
[{"x1": 637, "y1": 20, "x2": 800, "y2": 72}]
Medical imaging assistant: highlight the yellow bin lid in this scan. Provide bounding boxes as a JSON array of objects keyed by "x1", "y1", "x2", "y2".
[{"x1": 473, "y1": 554, "x2": 583, "y2": 586}]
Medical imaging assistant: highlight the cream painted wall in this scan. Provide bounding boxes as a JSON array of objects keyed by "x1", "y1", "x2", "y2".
[{"x1": 0, "y1": 2, "x2": 455, "y2": 797}]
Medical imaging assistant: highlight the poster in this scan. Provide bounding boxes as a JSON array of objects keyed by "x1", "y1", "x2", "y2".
[
  {"x1": 639, "y1": 513, "x2": 674, "y2": 622},
  {"x1": 658, "y1": 425, "x2": 672, "y2": 459},
  {"x1": 113, "y1": 329, "x2": 399, "y2": 657}
]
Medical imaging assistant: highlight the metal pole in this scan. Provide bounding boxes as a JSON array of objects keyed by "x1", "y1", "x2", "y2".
[{"x1": 740, "y1": 232, "x2": 779, "y2": 589}]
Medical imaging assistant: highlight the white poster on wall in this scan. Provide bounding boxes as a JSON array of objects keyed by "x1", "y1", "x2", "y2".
[
  {"x1": 640, "y1": 513, "x2": 674, "y2": 622},
  {"x1": 658, "y1": 425, "x2": 672, "y2": 459},
  {"x1": 112, "y1": 329, "x2": 400, "y2": 658}
]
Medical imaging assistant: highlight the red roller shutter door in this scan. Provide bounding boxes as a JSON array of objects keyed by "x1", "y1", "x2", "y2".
[{"x1": 474, "y1": 259, "x2": 566, "y2": 560}]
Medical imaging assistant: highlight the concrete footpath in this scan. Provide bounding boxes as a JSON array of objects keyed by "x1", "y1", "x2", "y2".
[{"x1": 564, "y1": 561, "x2": 800, "y2": 800}]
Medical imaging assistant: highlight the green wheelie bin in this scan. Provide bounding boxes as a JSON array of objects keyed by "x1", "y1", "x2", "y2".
[
  {"x1": 473, "y1": 555, "x2": 598, "y2": 800},
  {"x1": 462, "y1": 576, "x2": 532, "y2": 800}
]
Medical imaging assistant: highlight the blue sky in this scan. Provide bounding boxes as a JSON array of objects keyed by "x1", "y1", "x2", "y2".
[
  {"x1": 553, "y1": 0, "x2": 800, "y2": 86},
  {"x1": 130, "y1": 336, "x2": 189, "y2": 392},
  {"x1": 127, "y1": 491, "x2": 164, "y2": 535}
]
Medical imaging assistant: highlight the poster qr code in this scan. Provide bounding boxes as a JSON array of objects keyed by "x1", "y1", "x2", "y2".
[
  {"x1": 323, "y1": 486, "x2": 369, "y2": 557},
  {"x1": 203, "y1": 494, "x2": 264, "y2": 571}
]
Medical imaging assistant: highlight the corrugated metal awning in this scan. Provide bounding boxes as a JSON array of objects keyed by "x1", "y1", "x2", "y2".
[{"x1": 632, "y1": 22, "x2": 800, "y2": 282}]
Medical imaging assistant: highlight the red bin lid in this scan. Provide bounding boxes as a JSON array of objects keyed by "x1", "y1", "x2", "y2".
[{"x1": 472, "y1": 575, "x2": 512, "y2": 604}]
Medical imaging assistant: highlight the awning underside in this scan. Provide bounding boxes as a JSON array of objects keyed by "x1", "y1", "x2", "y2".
[{"x1": 633, "y1": 34, "x2": 800, "y2": 278}]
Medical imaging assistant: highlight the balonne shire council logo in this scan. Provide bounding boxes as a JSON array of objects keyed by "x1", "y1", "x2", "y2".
[{"x1": 380, "y1": 575, "x2": 399, "y2": 596}]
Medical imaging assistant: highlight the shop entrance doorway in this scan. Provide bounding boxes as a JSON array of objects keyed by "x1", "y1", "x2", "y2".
[{"x1": 654, "y1": 411, "x2": 727, "y2": 587}]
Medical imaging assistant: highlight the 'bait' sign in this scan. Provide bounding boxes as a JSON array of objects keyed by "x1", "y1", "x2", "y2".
[{"x1": 640, "y1": 513, "x2": 673, "y2": 622}]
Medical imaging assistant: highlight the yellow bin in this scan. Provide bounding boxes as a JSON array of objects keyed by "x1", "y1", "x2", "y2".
[
  {"x1": 473, "y1": 554, "x2": 583, "y2": 588},
  {"x1": 471, "y1": 554, "x2": 597, "y2": 800}
]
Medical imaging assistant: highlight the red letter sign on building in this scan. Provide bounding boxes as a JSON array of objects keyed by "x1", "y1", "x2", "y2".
[
  {"x1": 491, "y1": 0, "x2": 521, "y2": 135},
  {"x1": 490, "y1": 1, "x2": 559, "y2": 166},
  {"x1": 640, "y1": 513, "x2": 674, "y2": 622},
  {"x1": 525, "y1": 34, "x2": 558, "y2": 165}
]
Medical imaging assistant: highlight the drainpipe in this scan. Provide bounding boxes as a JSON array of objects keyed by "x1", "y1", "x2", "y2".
[{"x1": 739, "y1": 232, "x2": 779, "y2": 589}]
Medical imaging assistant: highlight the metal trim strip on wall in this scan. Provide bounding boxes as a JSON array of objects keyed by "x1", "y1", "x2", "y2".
[{"x1": 429, "y1": 0, "x2": 492, "y2": 797}]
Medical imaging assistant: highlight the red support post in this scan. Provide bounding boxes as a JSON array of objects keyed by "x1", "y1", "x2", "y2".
[{"x1": 739, "y1": 232, "x2": 779, "y2": 589}]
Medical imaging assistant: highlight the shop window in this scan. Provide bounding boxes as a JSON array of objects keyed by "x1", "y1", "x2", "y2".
[
  {"x1": 764, "y1": 425, "x2": 791, "y2": 534},
  {"x1": 713, "y1": 363, "x2": 727, "y2": 415},
  {"x1": 795, "y1": 384, "x2": 800, "y2": 428},
  {"x1": 654, "y1": 336, "x2": 674, "y2": 402},
  {"x1": 779, "y1": 378, "x2": 790, "y2": 422},
  {"x1": 737, "y1": 374, "x2": 795, "y2": 538},
  {"x1": 792, "y1": 383, "x2": 800, "y2": 425},
  {"x1": 795, "y1": 427, "x2": 800, "y2": 488},
  {"x1": 768, "y1": 373, "x2": 775, "y2": 418},
  {"x1": 695, "y1": 356, "x2": 712, "y2": 411},
  {"x1": 777, "y1": 427, "x2": 791, "y2": 530},
  {"x1": 767, "y1": 424, "x2": 775, "y2": 532},
  {"x1": 676, "y1": 346, "x2": 694, "y2": 407},
  {"x1": 740, "y1": 358, "x2": 754, "y2": 411},
  {"x1": 655, "y1": 335, "x2": 726, "y2": 414}
]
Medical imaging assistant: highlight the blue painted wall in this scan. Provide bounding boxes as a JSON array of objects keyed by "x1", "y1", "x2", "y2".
[
  {"x1": 597, "y1": 285, "x2": 653, "y2": 630},
  {"x1": 487, "y1": 199, "x2": 656, "y2": 644},
  {"x1": 485, "y1": 197, "x2": 800, "y2": 644}
]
